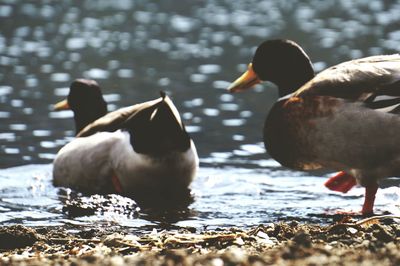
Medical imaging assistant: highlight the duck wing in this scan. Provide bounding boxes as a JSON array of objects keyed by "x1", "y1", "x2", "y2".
[
  {"x1": 294, "y1": 54, "x2": 400, "y2": 109},
  {"x1": 76, "y1": 98, "x2": 162, "y2": 137}
]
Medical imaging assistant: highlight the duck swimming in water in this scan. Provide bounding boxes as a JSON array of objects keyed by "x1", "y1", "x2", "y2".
[
  {"x1": 53, "y1": 80, "x2": 199, "y2": 208},
  {"x1": 228, "y1": 39, "x2": 400, "y2": 215}
]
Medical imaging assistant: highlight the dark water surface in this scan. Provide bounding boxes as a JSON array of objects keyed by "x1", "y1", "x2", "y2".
[{"x1": 1, "y1": 1, "x2": 400, "y2": 231}]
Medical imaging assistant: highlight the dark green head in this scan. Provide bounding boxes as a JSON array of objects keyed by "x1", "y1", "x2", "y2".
[
  {"x1": 54, "y1": 79, "x2": 108, "y2": 134},
  {"x1": 229, "y1": 39, "x2": 315, "y2": 97}
]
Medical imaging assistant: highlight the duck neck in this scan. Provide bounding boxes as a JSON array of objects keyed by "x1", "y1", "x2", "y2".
[
  {"x1": 74, "y1": 106, "x2": 107, "y2": 134},
  {"x1": 276, "y1": 69, "x2": 315, "y2": 97}
]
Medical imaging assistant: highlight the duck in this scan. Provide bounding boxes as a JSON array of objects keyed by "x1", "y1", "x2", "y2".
[
  {"x1": 53, "y1": 79, "x2": 199, "y2": 208},
  {"x1": 228, "y1": 39, "x2": 400, "y2": 215}
]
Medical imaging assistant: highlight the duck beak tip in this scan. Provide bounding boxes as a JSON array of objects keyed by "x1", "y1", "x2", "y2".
[
  {"x1": 53, "y1": 99, "x2": 70, "y2": 111},
  {"x1": 226, "y1": 63, "x2": 261, "y2": 93}
]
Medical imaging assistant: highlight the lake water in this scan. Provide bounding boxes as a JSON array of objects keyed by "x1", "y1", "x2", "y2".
[{"x1": 1, "y1": 0, "x2": 400, "y2": 231}]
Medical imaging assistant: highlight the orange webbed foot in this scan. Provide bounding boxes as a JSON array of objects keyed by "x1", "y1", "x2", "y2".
[{"x1": 325, "y1": 171, "x2": 357, "y2": 193}]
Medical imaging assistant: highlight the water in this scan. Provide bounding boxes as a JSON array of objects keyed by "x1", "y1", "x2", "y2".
[
  {"x1": 0, "y1": 164, "x2": 399, "y2": 231},
  {"x1": 1, "y1": 1, "x2": 400, "y2": 231}
]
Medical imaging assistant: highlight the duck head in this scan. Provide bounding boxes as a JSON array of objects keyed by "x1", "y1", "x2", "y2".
[
  {"x1": 123, "y1": 93, "x2": 191, "y2": 156},
  {"x1": 228, "y1": 39, "x2": 315, "y2": 97},
  {"x1": 54, "y1": 79, "x2": 107, "y2": 134}
]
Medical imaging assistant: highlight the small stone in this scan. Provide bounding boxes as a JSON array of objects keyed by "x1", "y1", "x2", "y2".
[
  {"x1": 372, "y1": 225, "x2": 394, "y2": 243},
  {"x1": 347, "y1": 227, "x2": 358, "y2": 235},
  {"x1": 293, "y1": 232, "x2": 312, "y2": 248},
  {"x1": 0, "y1": 225, "x2": 41, "y2": 249}
]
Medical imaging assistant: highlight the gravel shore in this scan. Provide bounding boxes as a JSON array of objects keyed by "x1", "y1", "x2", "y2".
[{"x1": 1, "y1": 216, "x2": 399, "y2": 265}]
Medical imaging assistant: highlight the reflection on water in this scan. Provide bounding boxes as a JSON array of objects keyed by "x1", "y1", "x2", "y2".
[
  {"x1": 1, "y1": 0, "x2": 400, "y2": 167},
  {"x1": 0, "y1": 1, "x2": 400, "y2": 228}
]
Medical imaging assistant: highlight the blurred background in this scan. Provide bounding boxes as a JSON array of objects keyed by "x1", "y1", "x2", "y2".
[{"x1": 1, "y1": 0, "x2": 399, "y2": 168}]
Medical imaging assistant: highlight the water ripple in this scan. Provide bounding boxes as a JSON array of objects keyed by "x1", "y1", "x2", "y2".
[
  {"x1": 51, "y1": 73, "x2": 71, "y2": 82},
  {"x1": 84, "y1": 68, "x2": 110, "y2": 79},
  {"x1": 222, "y1": 118, "x2": 245, "y2": 127}
]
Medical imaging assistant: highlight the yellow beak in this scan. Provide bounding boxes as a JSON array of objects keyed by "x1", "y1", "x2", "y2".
[
  {"x1": 227, "y1": 63, "x2": 262, "y2": 93},
  {"x1": 53, "y1": 99, "x2": 70, "y2": 111}
]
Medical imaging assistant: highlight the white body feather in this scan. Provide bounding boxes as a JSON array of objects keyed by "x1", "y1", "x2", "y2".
[{"x1": 53, "y1": 130, "x2": 199, "y2": 193}]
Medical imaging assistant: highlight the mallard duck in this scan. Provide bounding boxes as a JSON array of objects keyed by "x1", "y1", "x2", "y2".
[
  {"x1": 53, "y1": 80, "x2": 199, "y2": 208},
  {"x1": 228, "y1": 39, "x2": 400, "y2": 215}
]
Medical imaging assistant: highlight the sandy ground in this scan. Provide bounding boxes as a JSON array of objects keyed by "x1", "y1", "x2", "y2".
[{"x1": 1, "y1": 216, "x2": 399, "y2": 265}]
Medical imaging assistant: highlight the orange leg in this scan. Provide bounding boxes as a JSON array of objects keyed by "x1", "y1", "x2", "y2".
[{"x1": 361, "y1": 183, "x2": 378, "y2": 215}]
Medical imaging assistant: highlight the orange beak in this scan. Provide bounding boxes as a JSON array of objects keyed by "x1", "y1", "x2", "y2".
[
  {"x1": 227, "y1": 63, "x2": 262, "y2": 93},
  {"x1": 53, "y1": 99, "x2": 70, "y2": 111}
]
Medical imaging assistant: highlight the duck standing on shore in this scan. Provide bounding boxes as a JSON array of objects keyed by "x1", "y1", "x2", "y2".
[
  {"x1": 53, "y1": 79, "x2": 198, "y2": 208},
  {"x1": 228, "y1": 39, "x2": 400, "y2": 215}
]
